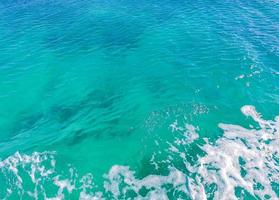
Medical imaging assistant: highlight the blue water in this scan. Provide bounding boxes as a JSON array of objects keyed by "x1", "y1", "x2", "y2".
[{"x1": 0, "y1": 0, "x2": 278, "y2": 199}]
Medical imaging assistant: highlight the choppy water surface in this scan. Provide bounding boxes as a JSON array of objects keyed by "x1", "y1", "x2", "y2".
[{"x1": 0, "y1": 0, "x2": 278, "y2": 199}]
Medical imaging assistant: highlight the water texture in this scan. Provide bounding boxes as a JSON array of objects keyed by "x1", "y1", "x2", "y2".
[{"x1": 0, "y1": 0, "x2": 278, "y2": 199}]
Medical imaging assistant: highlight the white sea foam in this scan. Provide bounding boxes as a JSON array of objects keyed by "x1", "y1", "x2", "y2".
[
  {"x1": 104, "y1": 165, "x2": 186, "y2": 200},
  {"x1": 0, "y1": 151, "x2": 55, "y2": 199},
  {"x1": 0, "y1": 105, "x2": 278, "y2": 199},
  {"x1": 188, "y1": 105, "x2": 279, "y2": 199},
  {"x1": 105, "y1": 105, "x2": 278, "y2": 199}
]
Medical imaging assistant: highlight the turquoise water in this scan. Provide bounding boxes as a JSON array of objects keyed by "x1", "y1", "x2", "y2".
[{"x1": 0, "y1": 0, "x2": 278, "y2": 199}]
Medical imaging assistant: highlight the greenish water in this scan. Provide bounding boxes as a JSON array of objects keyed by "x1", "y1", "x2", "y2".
[{"x1": 0, "y1": 0, "x2": 278, "y2": 199}]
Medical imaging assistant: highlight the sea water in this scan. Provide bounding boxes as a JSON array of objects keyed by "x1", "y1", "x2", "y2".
[{"x1": 0, "y1": 0, "x2": 278, "y2": 199}]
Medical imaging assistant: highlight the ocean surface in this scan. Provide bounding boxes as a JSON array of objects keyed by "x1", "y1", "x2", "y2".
[{"x1": 0, "y1": 0, "x2": 279, "y2": 199}]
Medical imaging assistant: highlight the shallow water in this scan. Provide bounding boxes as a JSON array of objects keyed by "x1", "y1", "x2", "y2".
[{"x1": 0, "y1": 0, "x2": 278, "y2": 199}]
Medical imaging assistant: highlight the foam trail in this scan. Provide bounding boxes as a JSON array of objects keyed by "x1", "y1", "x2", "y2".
[
  {"x1": 102, "y1": 105, "x2": 278, "y2": 199},
  {"x1": 0, "y1": 105, "x2": 278, "y2": 199},
  {"x1": 104, "y1": 165, "x2": 186, "y2": 199},
  {"x1": 187, "y1": 105, "x2": 279, "y2": 199}
]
